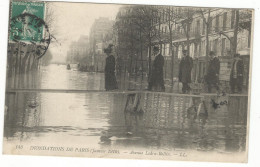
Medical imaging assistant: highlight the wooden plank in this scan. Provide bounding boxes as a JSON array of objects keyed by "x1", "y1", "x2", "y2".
[
  {"x1": 5, "y1": 88, "x2": 248, "y2": 97},
  {"x1": 5, "y1": 88, "x2": 203, "y2": 97}
]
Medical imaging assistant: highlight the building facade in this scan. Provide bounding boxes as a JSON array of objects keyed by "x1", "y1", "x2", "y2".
[
  {"x1": 151, "y1": 7, "x2": 252, "y2": 89},
  {"x1": 89, "y1": 17, "x2": 114, "y2": 72},
  {"x1": 66, "y1": 35, "x2": 90, "y2": 66}
]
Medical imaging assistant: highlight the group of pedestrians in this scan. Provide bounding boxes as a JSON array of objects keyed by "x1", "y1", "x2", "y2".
[
  {"x1": 104, "y1": 44, "x2": 244, "y2": 94},
  {"x1": 203, "y1": 51, "x2": 244, "y2": 94}
]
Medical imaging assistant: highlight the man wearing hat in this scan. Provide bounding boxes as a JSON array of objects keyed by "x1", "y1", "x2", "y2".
[
  {"x1": 179, "y1": 50, "x2": 193, "y2": 94},
  {"x1": 148, "y1": 46, "x2": 165, "y2": 91},
  {"x1": 230, "y1": 53, "x2": 244, "y2": 93},
  {"x1": 205, "y1": 51, "x2": 220, "y2": 93}
]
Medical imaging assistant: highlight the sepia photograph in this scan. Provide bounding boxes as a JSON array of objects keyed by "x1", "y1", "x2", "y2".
[{"x1": 2, "y1": 0, "x2": 254, "y2": 163}]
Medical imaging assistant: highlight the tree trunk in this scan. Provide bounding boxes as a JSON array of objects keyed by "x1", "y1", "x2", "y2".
[
  {"x1": 148, "y1": 37, "x2": 152, "y2": 81},
  {"x1": 248, "y1": 24, "x2": 251, "y2": 48},
  {"x1": 233, "y1": 9, "x2": 239, "y2": 56},
  {"x1": 140, "y1": 32, "x2": 144, "y2": 89},
  {"x1": 169, "y1": 26, "x2": 174, "y2": 87},
  {"x1": 187, "y1": 25, "x2": 190, "y2": 54},
  {"x1": 27, "y1": 54, "x2": 31, "y2": 72},
  {"x1": 205, "y1": 10, "x2": 211, "y2": 75}
]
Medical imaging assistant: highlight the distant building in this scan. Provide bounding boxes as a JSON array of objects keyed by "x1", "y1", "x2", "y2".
[
  {"x1": 89, "y1": 17, "x2": 114, "y2": 72},
  {"x1": 67, "y1": 35, "x2": 90, "y2": 65}
]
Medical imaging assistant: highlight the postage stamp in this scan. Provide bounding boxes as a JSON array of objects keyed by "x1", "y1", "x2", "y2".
[{"x1": 10, "y1": 1, "x2": 45, "y2": 42}]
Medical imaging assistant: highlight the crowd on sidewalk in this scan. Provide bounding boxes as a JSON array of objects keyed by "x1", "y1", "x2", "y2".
[{"x1": 103, "y1": 44, "x2": 245, "y2": 94}]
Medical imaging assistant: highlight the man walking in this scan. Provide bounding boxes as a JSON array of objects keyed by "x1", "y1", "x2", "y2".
[
  {"x1": 148, "y1": 46, "x2": 165, "y2": 92},
  {"x1": 179, "y1": 50, "x2": 193, "y2": 94},
  {"x1": 205, "y1": 51, "x2": 220, "y2": 93},
  {"x1": 230, "y1": 54, "x2": 244, "y2": 93}
]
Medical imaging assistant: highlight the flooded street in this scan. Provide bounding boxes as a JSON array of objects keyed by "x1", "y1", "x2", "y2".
[{"x1": 4, "y1": 64, "x2": 248, "y2": 154}]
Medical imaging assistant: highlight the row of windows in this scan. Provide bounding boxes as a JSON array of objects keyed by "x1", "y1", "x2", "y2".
[
  {"x1": 159, "y1": 35, "x2": 248, "y2": 58},
  {"x1": 153, "y1": 10, "x2": 236, "y2": 38}
]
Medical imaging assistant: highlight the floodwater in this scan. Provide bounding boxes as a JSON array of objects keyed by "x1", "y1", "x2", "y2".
[{"x1": 4, "y1": 64, "x2": 248, "y2": 155}]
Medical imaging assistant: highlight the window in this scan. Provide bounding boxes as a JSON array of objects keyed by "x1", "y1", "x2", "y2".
[
  {"x1": 209, "y1": 17, "x2": 213, "y2": 33},
  {"x1": 202, "y1": 20, "x2": 205, "y2": 35},
  {"x1": 201, "y1": 40, "x2": 205, "y2": 56},
  {"x1": 190, "y1": 43, "x2": 195, "y2": 58},
  {"x1": 209, "y1": 40, "x2": 212, "y2": 52},
  {"x1": 222, "y1": 38, "x2": 226, "y2": 56},
  {"x1": 231, "y1": 10, "x2": 235, "y2": 29},
  {"x1": 215, "y1": 15, "x2": 219, "y2": 32},
  {"x1": 162, "y1": 44, "x2": 165, "y2": 55},
  {"x1": 162, "y1": 11, "x2": 164, "y2": 22},
  {"x1": 223, "y1": 12, "x2": 227, "y2": 31},
  {"x1": 196, "y1": 20, "x2": 200, "y2": 35},
  {"x1": 166, "y1": 44, "x2": 170, "y2": 56},
  {"x1": 165, "y1": 11, "x2": 168, "y2": 22}
]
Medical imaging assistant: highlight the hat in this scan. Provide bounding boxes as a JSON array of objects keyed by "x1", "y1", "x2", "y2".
[
  {"x1": 209, "y1": 51, "x2": 215, "y2": 56},
  {"x1": 182, "y1": 50, "x2": 188, "y2": 54},
  {"x1": 234, "y1": 53, "x2": 240, "y2": 57},
  {"x1": 153, "y1": 46, "x2": 159, "y2": 51},
  {"x1": 104, "y1": 44, "x2": 113, "y2": 54},
  {"x1": 108, "y1": 44, "x2": 113, "y2": 48}
]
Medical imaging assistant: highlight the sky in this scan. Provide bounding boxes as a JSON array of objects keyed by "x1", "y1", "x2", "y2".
[{"x1": 47, "y1": 1, "x2": 122, "y2": 63}]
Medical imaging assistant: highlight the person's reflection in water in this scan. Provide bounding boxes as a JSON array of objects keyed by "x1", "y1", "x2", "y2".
[
  {"x1": 124, "y1": 94, "x2": 144, "y2": 135},
  {"x1": 187, "y1": 97, "x2": 208, "y2": 124},
  {"x1": 187, "y1": 97, "x2": 213, "y2": 151},
  {"x1": 124, "y1": 93, "x2": 144, "y2": 114},
  {"x1": 99, "y1": 94, "x2": 145, "y2": 147}
]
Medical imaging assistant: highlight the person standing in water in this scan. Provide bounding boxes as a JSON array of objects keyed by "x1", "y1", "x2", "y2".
[
  {"x1": 205, "y1": 51, "x2": 220, "y2": 93},
  {"x1": 148, "y1": 46, "x2": 165, "y2": 92},
  {"x1": 104, "y1": 44, "x2": 118, "y2": 91},
  {"x1": 179, "y1": 50, "x2": 193, "y2": 94}
]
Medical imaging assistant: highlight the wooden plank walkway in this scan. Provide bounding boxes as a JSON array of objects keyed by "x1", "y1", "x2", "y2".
[{"x1": 5, "y1": 88, "x2": 249, "y2": 97}]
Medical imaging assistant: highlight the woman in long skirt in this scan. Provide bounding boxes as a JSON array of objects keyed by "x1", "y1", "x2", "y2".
[{"x1": 104, "y1": 44, "x2": 118, "y2": 91}]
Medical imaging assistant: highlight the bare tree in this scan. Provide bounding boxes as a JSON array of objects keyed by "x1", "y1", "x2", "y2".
[
  {"x1": 159, "y1": 6, "x2": 183, "y2": 87},
  {"x1": 178, "y1": 8, "x2": 198, "y2": 53},
  {"x1": 199, "y1": 8, "x2": 227, "y2": 72},
  {"x1": 216, "y1": 9, "x2": 252, "y2": 56},
  {"x1": 130, "y1": 5, "x2": 162, "y2": 80}
]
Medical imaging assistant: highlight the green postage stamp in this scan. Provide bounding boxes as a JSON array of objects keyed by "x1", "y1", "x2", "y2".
[{"x1": 9, "y1": 1, "x2": 45, "y2": 43}]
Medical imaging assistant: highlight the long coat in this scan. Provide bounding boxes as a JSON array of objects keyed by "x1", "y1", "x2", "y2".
[
  {"x1": 205, "y1": 57, "x2": 220, "y2": 84},
  {"x1": 230, "y1": 59, "x2": 244, "y2": 84},
  {"x1": 179, "y1": 56, "x2": 193, "y2": 83},
  {"x1": 149, "y1": 54, "x2": 165, "y2": 90},
  {"x1": 105, "y1": 55, "x2": 118, "y2": 91}
]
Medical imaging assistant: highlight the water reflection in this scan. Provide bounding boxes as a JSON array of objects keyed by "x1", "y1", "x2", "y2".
[
  {"x1": 5, "y1": 64, "x2": 248, "y2": 153},
  {"x1": 6, "y1": 64, "x2": 105, "y2": 90},
  {"x1": 4, "y1": 91, "x2": 247, "y2": 153}
]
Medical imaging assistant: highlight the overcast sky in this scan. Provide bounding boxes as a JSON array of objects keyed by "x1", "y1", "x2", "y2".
[{"x1": 48, "y1": 1, "x2": 121, "y2": 63}]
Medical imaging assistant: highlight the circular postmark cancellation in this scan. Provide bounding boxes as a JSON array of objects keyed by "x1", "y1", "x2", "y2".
[{"x1": 9, "y1": 12, "x2": 51, "y2": 59}]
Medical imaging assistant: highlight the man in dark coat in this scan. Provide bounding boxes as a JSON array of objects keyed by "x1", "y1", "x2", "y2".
[
  {"x1": 230, "y1": 54, "x2": 244, "y2": 93},
  {"x1": 205, "y1": 51, "x2": 220, "y2": 93},
  {"x1": 104, "y1": 44, "x2": 118, "y2": 91},
  {"x1": 179, "y1": 50, "x2": 193, "y2": 94},
  {"x1": 148, "y1": 46, "x2": 165, "y2": 91}
]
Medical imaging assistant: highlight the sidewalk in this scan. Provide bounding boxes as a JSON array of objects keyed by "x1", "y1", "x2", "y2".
[{"x1": 116, "y1": 73, "x2": 249, "y2": 96}]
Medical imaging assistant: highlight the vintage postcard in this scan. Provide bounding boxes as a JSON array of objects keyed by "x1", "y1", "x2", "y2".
[{"x1": 3, "y1": 0, "x2": 253, "y2": 163}]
